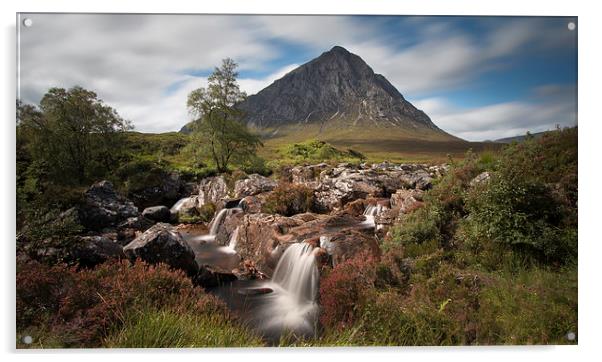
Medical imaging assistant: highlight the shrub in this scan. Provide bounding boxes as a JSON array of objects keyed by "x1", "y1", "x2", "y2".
[
  {"x1": 262, "y1": 183, "x2": 315, "y2": 216},
  {"x1": 319, "y1": 253, "x2": 377, "y2": 330},
  {"x1": 463, "y1": 177, "x2": 577, "y2": 266},
  {"x1": 16, "y1": 259, "x2": 236, "y2": 348}
]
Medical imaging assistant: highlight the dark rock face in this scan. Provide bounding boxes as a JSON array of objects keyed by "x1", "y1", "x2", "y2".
[
  {"x1": 129, "y1": 172, "x2": 184, "y2": 210},
  {"x1": 78, "y1": 181, "x2": 139, "y2": 231},
  {"x1": 70, "y1": 236, "x2": 125, "y2": 267},
  {"x1": 123, "y1": 223, "x2": 198, "y2": 275},
  {"x1": 142, "y1": 206, "x2": 171, "y2": 222},
  {"x1": 116, "y1": 216, "x2": 155, "y2": 246},
  {"x1": 237, "y1": 46, "x2": 441, "y2": 132}
]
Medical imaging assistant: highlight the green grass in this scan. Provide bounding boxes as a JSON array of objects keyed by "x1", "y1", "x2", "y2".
[{"x1": 105, "y1": 307, "x2": 265, "y2": 348}]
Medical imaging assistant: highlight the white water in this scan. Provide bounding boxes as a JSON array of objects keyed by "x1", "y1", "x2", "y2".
[
  {"x1": 170, "y1": 197, "x2": 191, "y2": 213},
  {"x1": 195, "y1": 207, "x2": 241, "y2": 243},
  {"x1": 257, "y1": 242, "x2": 319, "y2": 338},
  {"x1": 360, "y1": 204, "x2": 385, "y2": 228},
  {"x1": 218, "y1": 226, "x2": 239, "y2": 254}
]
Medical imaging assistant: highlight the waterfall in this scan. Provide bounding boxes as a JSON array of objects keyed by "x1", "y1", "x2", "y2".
[
  {"x1": 249, "y1": 242, "x2": 319, "y2": 339},
  {"x1": 271, "y1": 243, "x2": 319, "y2": 304},
  {"x1": 218, "y1": 226, "x2": 239, "y2": 254},
  {"x1": 361, "y1": 203, "x2": 384, "y2": 228},
  {"x1": 196, "y1": 205, "x2": 241, "y2": 243},
  {"x1": 170, "y1": 197, "x2": 191, "y2": 213}
]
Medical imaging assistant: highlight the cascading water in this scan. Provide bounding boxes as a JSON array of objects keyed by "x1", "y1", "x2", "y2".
[
  {"x1": 252, "y1": 242, "x2": 319, "y2": 339},
  {"x1": 197, "y1": 206, "x2": 241, "y2": 242},
  {"x1": 218, "y1": 226, "x2": 239, "y2": 254},
  {"x1": 170, "y1": 197, "x2": 191, "y2": 213},
  {"x1": 360, "y1": 203, "x2": 385, "y2": 228}
]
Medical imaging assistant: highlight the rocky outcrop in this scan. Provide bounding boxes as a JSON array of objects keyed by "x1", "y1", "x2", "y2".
[
  {"x1": 312, "y1": 164, "x2": 433, "y2": 211},
  {"x1": 234, "y1": 174, "x2": 278, "y2": 198},
  {"x1": 142, "y1": 205, "x2": 171, "y2": 222},
  {"x1": 390, "y1": 189, "x2": 424, "y2": 213},
  {"x1": 116, "y1": 216, "x2": 155, "y2": 246},
  {"x1": 70, "y1": 235, "x2": 125, "y2": 267},
  {"x1": 77, "y1": 181, "x2": 139, "y2": 231},
  {"x1": 123, "y1": 223, "x2": 198, "y2": 275},
  {"x1": 198, "y1": 176, "x2": 229, "y2": 205},
  {"x1": 128, "y1": 172, "x2": 183, "y2": 209}
]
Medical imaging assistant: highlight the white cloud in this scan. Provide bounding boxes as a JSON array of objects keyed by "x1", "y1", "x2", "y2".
[
  {"x1": 18, "y1": 14, "x2": 576, "y2": 136},
  {"x1": 413, "y1": 88, "x2": 577, "y2": 141}
]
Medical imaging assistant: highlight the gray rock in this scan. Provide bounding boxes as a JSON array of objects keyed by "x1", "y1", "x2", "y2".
[
  {"x1": 123, "y1": 223, "x2": 198, "y2": 275},
  {"x1": 78, "y1": 180, "x2": 139, "y2": 231},
  {"x1": 142, "y1": 205, "x2": 171, "y2": 222},
  {"x1": 234, "y1": 174, "x2": 278, "y2": 198},
  {"x1": 70, "y1": 235, "x2": 125, "y2": 267}
]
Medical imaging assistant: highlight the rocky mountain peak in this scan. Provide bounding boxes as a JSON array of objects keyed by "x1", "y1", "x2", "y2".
[{"x1": 237, "y1": 46, "x2": 441, "y2": 133}]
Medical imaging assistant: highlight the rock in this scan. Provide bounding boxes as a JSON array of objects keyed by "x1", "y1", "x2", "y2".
[
  {"x1": 470, "y1": 171, "x2": 491, "y2": 187},
  {"x1": 234, "y1": 174, "x2": 278, "y2": 198},
  {"x1": 289, "y1": 163, "x2": 330, "y2": 188},
  {"x1": 129, "y1": 171, "x2": 184, "y2": 209},
  {"x1": 116, "y1": 216, "x2": 155, "y2": 246},
  {"x1": 123, "y1": 223, "x2": 198, "y2": 275},
  {"x1": 314, "y1": 168, "x2": 385, "y2": 211},
  {"x1": 70, "y1": 235, "x2": 125, "y2": 267},
  {"x1": 78, "y1": 181, "x2": 139, "y2": 231},
  {"x1": 193, "y1": 265, "x2": 238, "y2": 288},
  {"x1": 198, "y1": 176, "x2": 229, "y2": 205},
  {"x1": 320, "y1": 229, "x2": 381, "y2": 267},
  {"x1": 239, "y1": 194, "x2": 267, "y2": 214},
  {"x1": 390, "y1": 189, "x2": 424, "y2": 213},
  {"x1": 142, "y1": 206, "x2": 171, "y2": 222}
]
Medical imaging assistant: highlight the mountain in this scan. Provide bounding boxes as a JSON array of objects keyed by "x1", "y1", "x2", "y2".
[{"x1": 238, "y1": 45, "x2": 445, "y2": 133}]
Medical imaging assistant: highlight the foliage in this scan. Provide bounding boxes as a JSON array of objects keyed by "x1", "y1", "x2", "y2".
[
  {"x1": 318, "y1": 253, "x2": 378, "y2": 330},
  {"x1": 16, "y1": 259, "x2": 251, "y2": 348},
  {"x1": 281, "y1": 139, "x2": 365, "y2": 164},
  {"x1": 104, "y1": 306, "x2": 264, "y2": 348},
  {"x1": 262, "y1": 183, "x2": 315, "y2": 216},
  {"x1": 186, "y1": 59, "x2": 262, "y2": 172},
  {"x1": 17, "y1": 88, "x2": 132, "y2": 185}
]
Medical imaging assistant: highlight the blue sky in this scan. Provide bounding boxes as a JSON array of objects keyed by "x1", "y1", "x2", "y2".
[{"x1": 19, "y1": 14, "x2": 577, "y2": 140}]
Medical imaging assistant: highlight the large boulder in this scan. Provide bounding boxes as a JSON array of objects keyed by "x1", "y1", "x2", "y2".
[
  {"x1": 314, "y1": 167, "x2": 385, "y2": 211},
  {"x1": 123, "y1": 223, "x2": 198, "y2": 275},
  {"x1": 318, "y1": 230, "x2": 381, "y2": 267},
  {"x1": 70, "y1": 235, "x2": 125, "y2": 267},
  {"x1": 234, "y1": 174, "x2": 278, "y2": 198},
  {"x1": 142, "y1": 205, "x2": 171, "y2": 222},
  {"x1": 128, "y1": 171, "x2": 184, "y2": 209},
  {"x1": 116, "y1": 216, "x2": 155, "y2": 246},
  {"x1": 77, "y1": 181, "x2": 139, "y2": 231},
  {"x1": 198, "y1": 176, "x2": 229, "y2": 205}
]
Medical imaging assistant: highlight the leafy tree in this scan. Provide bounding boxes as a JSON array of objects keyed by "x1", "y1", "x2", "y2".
[
  {"x1": 186, "y1": 58, "x2": 262, "y2": 173},
  {"x1": 17, "y1": 87, "x2": 132, "y2": 185}
]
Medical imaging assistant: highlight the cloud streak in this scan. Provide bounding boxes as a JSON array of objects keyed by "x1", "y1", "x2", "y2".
[{"x1": 18, "y1": 14, "x2": 577, "y2": 138}]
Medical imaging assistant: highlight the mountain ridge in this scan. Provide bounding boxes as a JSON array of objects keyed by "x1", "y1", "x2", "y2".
[{"x1": 237, "y1": 46, "x2": 447, "y2": 135}]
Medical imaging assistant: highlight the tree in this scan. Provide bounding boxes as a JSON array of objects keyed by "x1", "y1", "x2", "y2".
[
  {"x1": 17, "y1": 87, "x2": 132, "y2": 185},
  {"x1": 186, "y1": 58, "x2": 262, "y2": 173}
]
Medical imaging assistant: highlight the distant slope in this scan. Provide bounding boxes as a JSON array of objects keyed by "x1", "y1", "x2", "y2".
[{"x1": 494, "y1": 130, "x2": 551, "y2": 143}]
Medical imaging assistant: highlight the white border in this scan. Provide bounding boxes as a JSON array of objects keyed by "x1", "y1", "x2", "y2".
[{"x1": 2, "y1": 1, "x2": 600, "y2": 361}]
